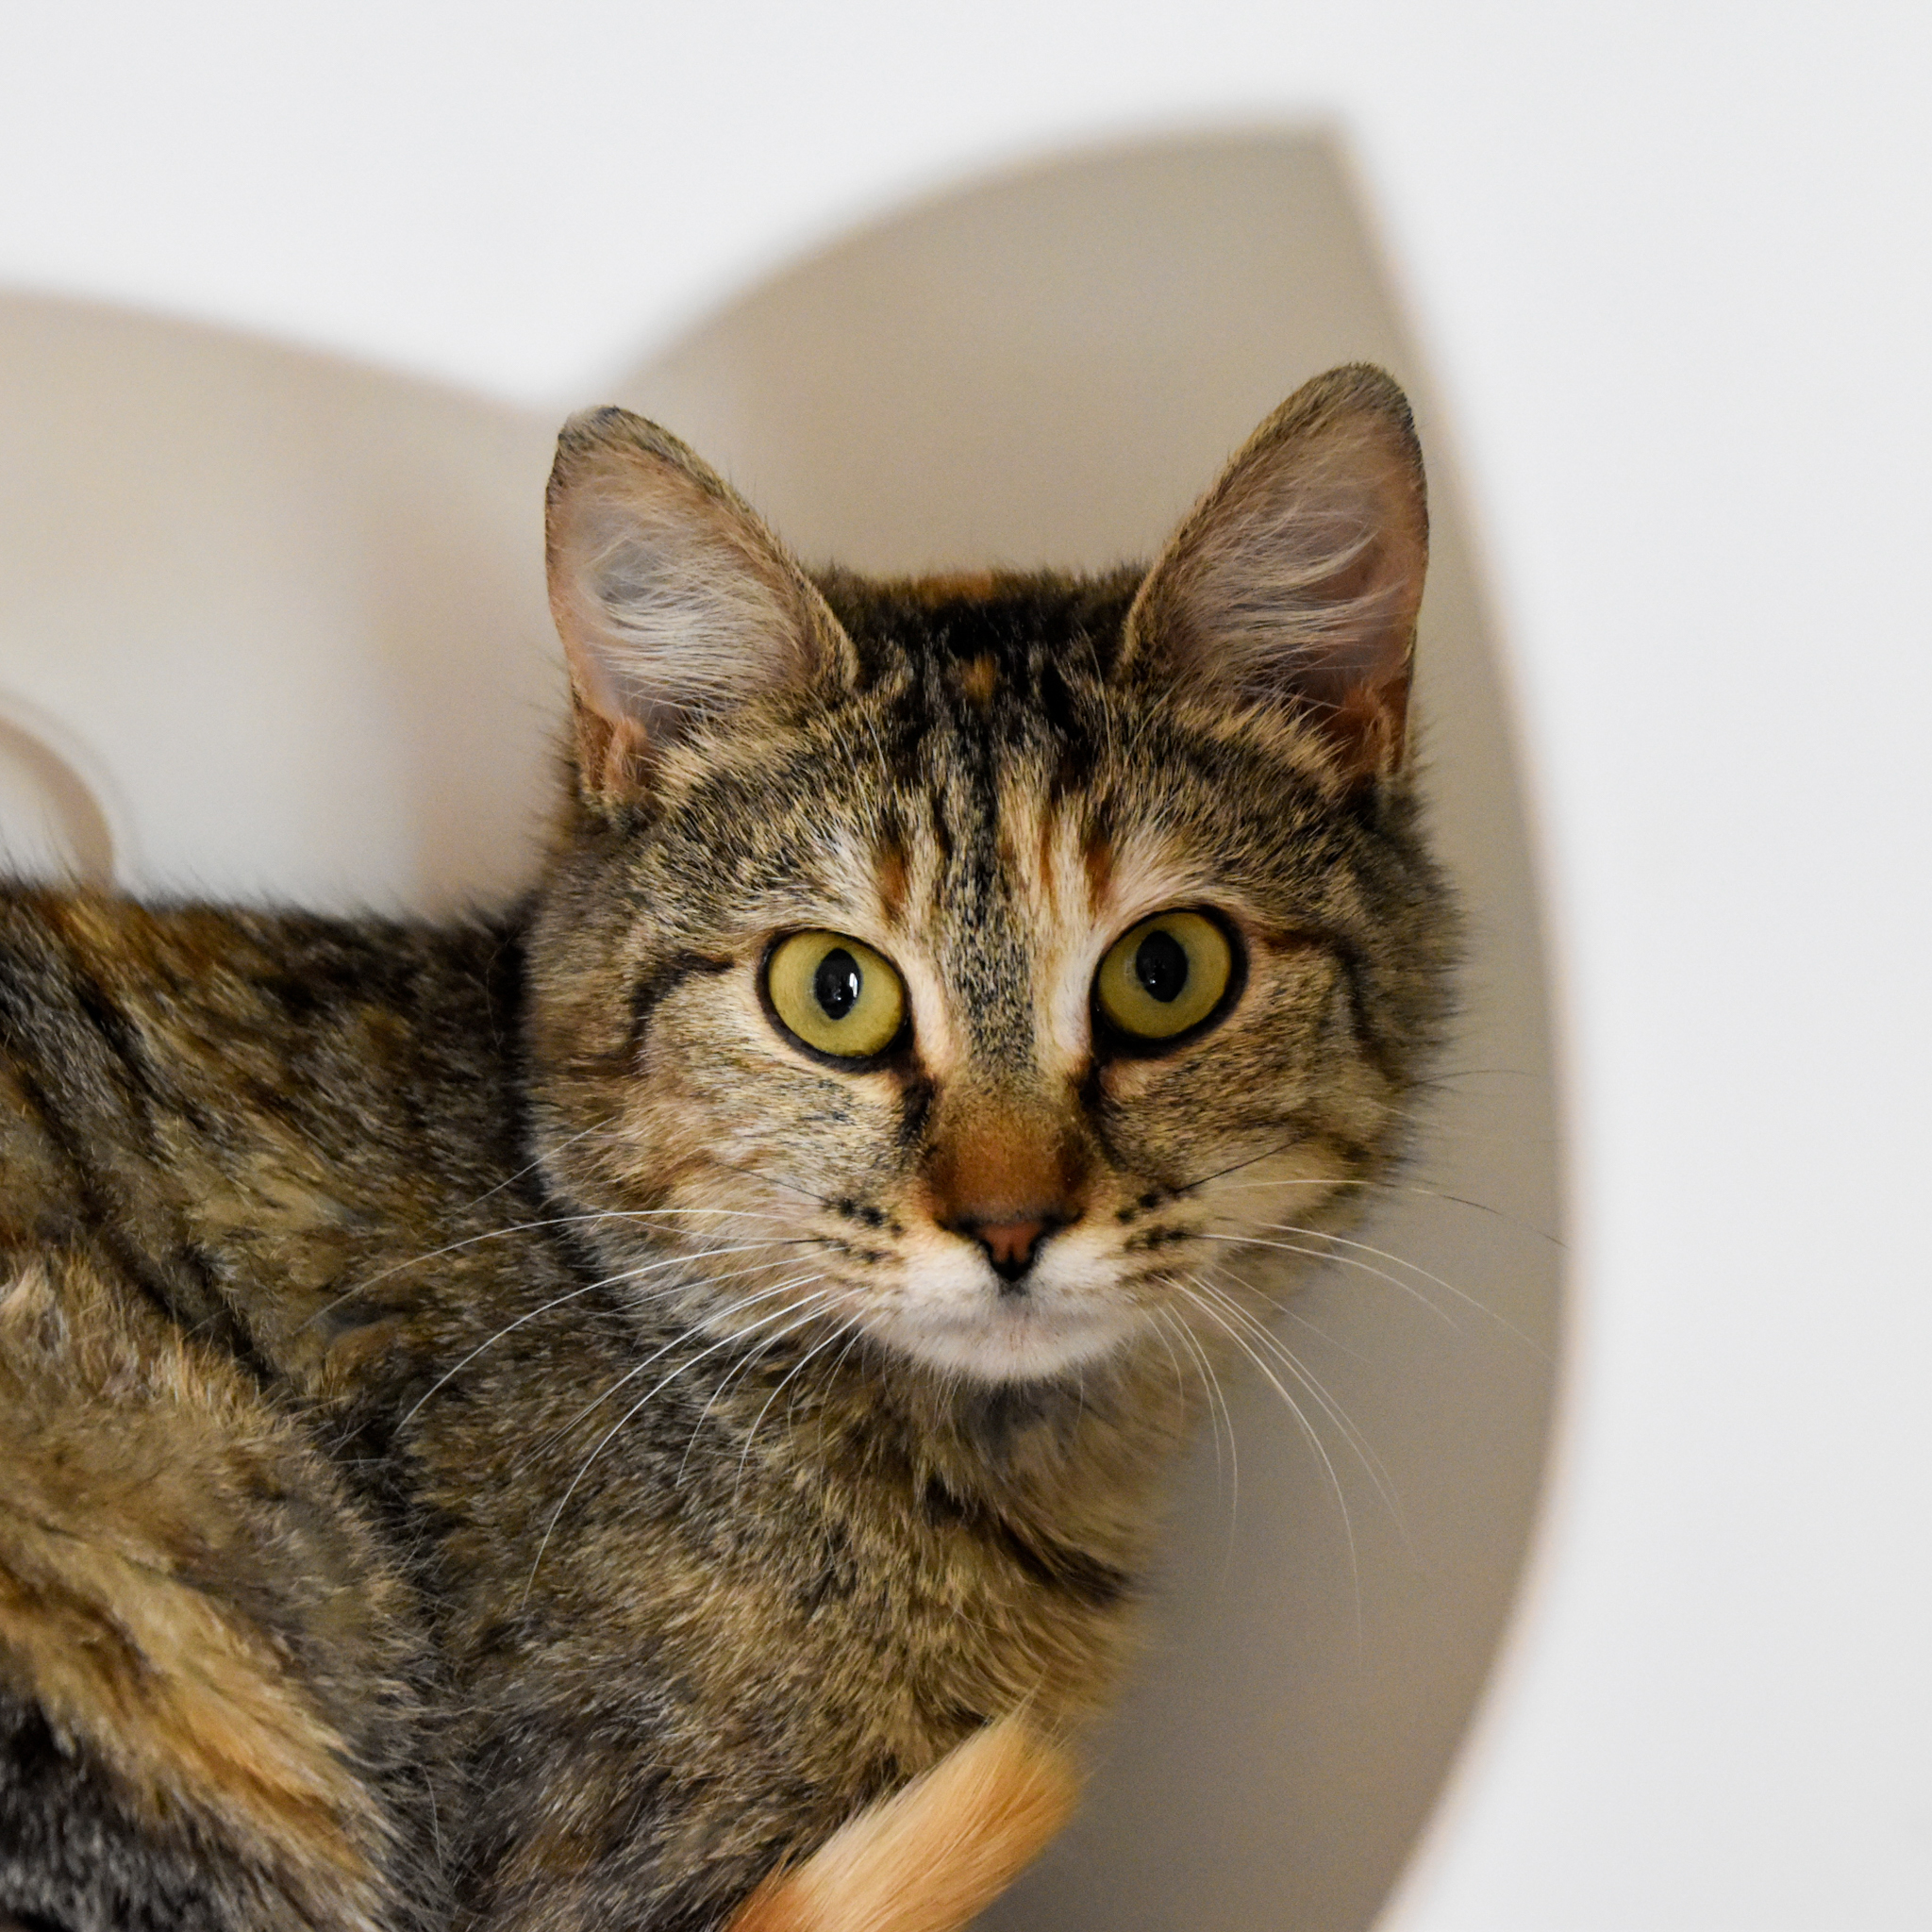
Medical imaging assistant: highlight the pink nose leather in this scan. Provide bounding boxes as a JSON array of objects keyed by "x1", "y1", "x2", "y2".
[{"x1": 974, "y1": 1219, "x2": 1048, "y2": 1274}]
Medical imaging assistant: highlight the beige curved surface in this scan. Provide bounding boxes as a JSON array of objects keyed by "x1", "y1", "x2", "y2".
[
  {"x1": 0, "y1": 698, "x2": 121, "y2": 885},
  {"x1": 0, "y1": 296, "x2": 560, "y2": 910},
  {"x1": 0, "y1": 128, "x2": 1561, "y2": 1932},
  {"x1": 625, "y1": 133, "x2": 1563, "y2": 1932}
]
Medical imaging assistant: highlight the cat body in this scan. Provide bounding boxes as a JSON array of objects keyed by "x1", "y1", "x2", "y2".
[
  {"x1": 0, "y1": 893, "x2": 1122, "y2": 1929},
  {"x1": 0, "y1": 368, "x2": 1454, "y2": 1930}
]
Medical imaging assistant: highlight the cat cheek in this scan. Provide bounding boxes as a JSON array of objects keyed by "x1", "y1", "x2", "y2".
[{"x1": 1087, "y1": 1055, "x2": 1177, "y2": 1111}]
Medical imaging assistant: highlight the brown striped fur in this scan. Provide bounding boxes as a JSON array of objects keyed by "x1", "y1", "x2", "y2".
[
  {"x1": 0, "y1": 1258, "x2": 413, "y2": 1931},
  {"x1": 0, "y1": 366, "x2": 1455, "y2": 1928}
]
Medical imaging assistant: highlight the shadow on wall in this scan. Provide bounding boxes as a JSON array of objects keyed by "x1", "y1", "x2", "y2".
[
  {"x1": 0, "y1": 295, "x2": 559, "y2": 909},
  {"x1": 618, "y1": 129, "x2": 1563, "y2": 1932},
  {"x1": 0, "y1": 125, "x2": 1561, "y2": 1932}
]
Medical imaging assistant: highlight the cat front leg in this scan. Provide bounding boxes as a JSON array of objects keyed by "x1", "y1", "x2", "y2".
[{"x1": 725, "y1": 1717, "x2": 1076, "y2": 1932}]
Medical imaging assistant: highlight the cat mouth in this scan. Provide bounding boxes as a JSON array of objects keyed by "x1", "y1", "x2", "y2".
[{"x1": 872, "y1": 1294, "x2": 1140, "y2": 1384}]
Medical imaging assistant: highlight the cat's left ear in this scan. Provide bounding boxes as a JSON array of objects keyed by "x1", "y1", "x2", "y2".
[
  {"x1": 546, "y1": 408, "x2": 856, "y2": 808},
  {"x1": 1124, "y1": 364, "x2": 1429, "y2": 783}
]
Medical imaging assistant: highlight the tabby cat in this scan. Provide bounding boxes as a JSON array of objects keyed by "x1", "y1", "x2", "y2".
[{"x1": 0, "y1": 363, "x2": 1453, "y2": 1931}]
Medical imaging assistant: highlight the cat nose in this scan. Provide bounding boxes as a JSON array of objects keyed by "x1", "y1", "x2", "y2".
[{"x1": 949, "y1": 1213, "x2": 1066, "y2": 1283}]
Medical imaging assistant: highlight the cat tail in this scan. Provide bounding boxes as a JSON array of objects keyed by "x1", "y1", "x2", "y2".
[{"x1": 727, "y1": 1716, "x2": 1078, "y2": 1932}]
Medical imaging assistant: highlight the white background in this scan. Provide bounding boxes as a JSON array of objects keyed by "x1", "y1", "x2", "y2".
[{"x1": 3, "y1": 5, "x2": 1929, "y2": 1927}]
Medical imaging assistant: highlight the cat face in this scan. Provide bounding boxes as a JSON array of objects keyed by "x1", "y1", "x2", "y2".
[{"x1": 526, "y1": 370, "x2": 1453, "y2": 1386}]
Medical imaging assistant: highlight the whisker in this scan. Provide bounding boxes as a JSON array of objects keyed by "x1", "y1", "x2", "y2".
[
  {"x1": 732, "y1": 1314, "x2": 857, "y2": 1499},
  {"x1": 1190, "y1": 1274, "x2": 1407, "y2": 1541},
  {"x1": 675, "y1": 1337, "x2": 770, "y2": 1488},
  {"x1": 1255, "y1": 1222, "x2": 1485, "y2": 1311},
  {"x1": 459, "y1": 1107, "x2": 622, "y2": 1214},
  {"x1": 294, "y1": 1204, "x2": 810, "y2": 1336},
  {"x1": 396, "y1": 1242, "x2": 810, "y2": 1427},
  {"x1": 1197, "y1": 1231, "x2": 1460, "y2": 1329},
  {"x1": 675, "y1": 1284, "x2": 846, "y2": 1486},
  {"x1": 553, "y1": 1268, "x2": 831, "y2": 1439},
  {"x1": 1159, "y1": 1304, "x2": 1238, "y2": 1531},
  {"x1": 1146, "y1": 1309, "x2": 1193, "y2": 1431},
  {"x1": 1210, "y1": 1173, "x2": 1565, "y2": 1250},
  {"x1": 1176, "y1": 1280, "x2": 1361, "y2": 1631},
  {"x1": 1238, "y1": 1223, "x2": 1550, "y2": 1357},
  {"x1": 398, "y1": 1280, "x2": 607, "y2": 1426},
  {"x1": 524, "y1": 1290, "x2": 838, "y2": 1601},
  {"x1": 1260, "y1": 1222, "x2": 1544, "y2": 1340},
  {"x1": 1251, "y1": 1292, "x2": 1373, "y2": 1367},
  {"x1": 708, "y1": 1158, "x2": 840, "y2": 1211},
  {"x1": 1172, "y1": 1137, "x2": 1305, "y2": 1196},
  {"x1": 384, "y1": 1205, "x2": 807, "y2": 1282},
  {"x1": 805, "y1": 1323, "x2": 874, "y2": 1467},
  {"x1": 1154, "y1": 1305, "x2": 1239, "y2": 1575},
  {"x1": 777, "y1": 1316, "x2": 858, "y2": 1438}
]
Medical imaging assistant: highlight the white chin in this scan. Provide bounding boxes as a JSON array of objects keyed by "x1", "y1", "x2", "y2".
[{"x1": 876, "y1": 1303, "x2": 1136, "y2": 1385}]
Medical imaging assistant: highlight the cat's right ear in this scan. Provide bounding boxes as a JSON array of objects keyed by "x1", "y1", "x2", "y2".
[{"x1": 546, "y1": 408, "x2": 856, "y2": 809}]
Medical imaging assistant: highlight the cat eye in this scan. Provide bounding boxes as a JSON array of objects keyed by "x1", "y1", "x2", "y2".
[
  {"x1": 1093, "y1": 908, "x2": 1239, "y2": 1047},
  {"x1": 763, "y1": 930, "x2": 908, "y2": 1061}
]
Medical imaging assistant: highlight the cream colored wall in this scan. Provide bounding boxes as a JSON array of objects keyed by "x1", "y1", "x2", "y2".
[{"x1": 0, "y1": 297, "x2": 559, "y2": 912}]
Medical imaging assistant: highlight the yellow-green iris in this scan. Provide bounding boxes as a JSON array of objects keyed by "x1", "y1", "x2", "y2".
[
  {"x1": 1094, "y1": 909, "x2": 1234, "y2": 1042},
  {"x1": 765, "y1": 931, "x2": 907, "y2": 1058}
]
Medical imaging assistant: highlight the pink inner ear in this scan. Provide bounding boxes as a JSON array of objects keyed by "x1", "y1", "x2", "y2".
[
  {"x1": 1129, "y1": 375, "x2": 1429, "y2": 781},
  {"x1": 543, "y1": 408, "x2": 857, "y2": 808},
  {"x1": 550, "y1": 478, "x2": 806, "y2": 733}
]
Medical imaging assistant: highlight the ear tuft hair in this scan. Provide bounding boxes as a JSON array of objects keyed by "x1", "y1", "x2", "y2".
[
  {"x1": 1125, "y1": 364, "x2": 1429, "y2": 782},
  {"x1": 545, "y1": 408, "x2": 854, "y2": 808}
]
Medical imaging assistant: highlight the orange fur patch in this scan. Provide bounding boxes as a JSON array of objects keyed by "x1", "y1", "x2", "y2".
[
  {"x1": 727, "y1": 1717, "x2": 1077, "y2": 1932},
  {"x1": 1081, "y1": 823, "x2": 1114, "y2": 918},
  {"x1": 876, "y1": 841, "x2": 910, "y2": 924},
  {"x1": 0, "y1": 1524, "x2": 384, "y2": 1903},
  {"x1": 924, "y1": 1101, "x2": 1086, "y2": 1227},
  {"x1": 0, "y1": 1261, "x2": 391, "y2": 1927},
  {"x1": 951, "y1": 655, "x2": 999, "y2": 707},
  {"x1": 912, "y1": 572, "x2": 1001, "y2": 605}
]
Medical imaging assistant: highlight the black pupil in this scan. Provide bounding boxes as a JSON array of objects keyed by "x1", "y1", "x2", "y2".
[
  {"x1": 813, "y1": 948, "x2": 863, "y2": 1021},
  {"x1": 1134, "y1": 928, "x2": 1190, "y2": 1004}
]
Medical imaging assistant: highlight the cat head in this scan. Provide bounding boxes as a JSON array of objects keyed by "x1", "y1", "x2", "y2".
[{"x1": 525, "y1": 367, "x2": 1453, "y2": 1386}]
